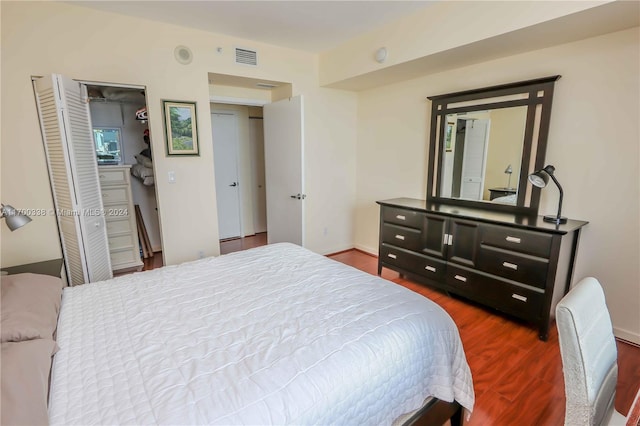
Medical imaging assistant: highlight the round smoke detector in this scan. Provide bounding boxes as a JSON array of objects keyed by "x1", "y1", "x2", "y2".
[{"x1": 174, "y1": 45, "x2": 193, "y2": 65}]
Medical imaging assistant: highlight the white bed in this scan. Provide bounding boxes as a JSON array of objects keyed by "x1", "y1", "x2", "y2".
[{"x1": 49, "y1": 243, "x2": 474, "y2": 425}]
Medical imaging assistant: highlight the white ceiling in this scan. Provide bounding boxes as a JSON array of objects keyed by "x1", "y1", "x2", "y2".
[{"x1": 72, "y1": 1, "x2": 435, "y2": 53}]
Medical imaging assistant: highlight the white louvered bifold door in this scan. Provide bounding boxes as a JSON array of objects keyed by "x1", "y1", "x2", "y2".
[{"x1": 34, "y1": 74, "x2": 113, "y2": 285}]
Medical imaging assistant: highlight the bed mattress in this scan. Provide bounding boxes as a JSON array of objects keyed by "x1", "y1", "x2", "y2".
[{"x1": 49, "y1": 243, "x2": 474, "y2": 425}]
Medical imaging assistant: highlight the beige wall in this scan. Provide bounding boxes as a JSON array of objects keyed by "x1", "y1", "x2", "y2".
[
  {"x1": 209, "y1": 84, "x2": 272, "y2": 104},
  {"x1": 1, "y1": 1, "x2": 357, "y2": 267},
  {"x1": 355, "y1": 28, "x2": 640, "y2": 343}
]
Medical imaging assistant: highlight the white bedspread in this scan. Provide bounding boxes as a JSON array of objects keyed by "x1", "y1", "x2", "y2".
[{"x1": 49, "y1": 243, "x2": 473, "y2": 425}]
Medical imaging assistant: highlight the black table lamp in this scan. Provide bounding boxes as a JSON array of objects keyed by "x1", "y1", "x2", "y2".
[{"x1": 528, "y1": 165, "x2": 567, "y2": 224}]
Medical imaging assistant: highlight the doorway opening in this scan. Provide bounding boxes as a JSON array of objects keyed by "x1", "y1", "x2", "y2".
[
  {"x1": 211, "y1": 104, "x2": 267, "y2": 251},
  {"x1": 86, "y1": 83, "x2": 164, "y2": 272},
  {"x1": 208, "y1": 72, "x2": 303, "y2": 255}
]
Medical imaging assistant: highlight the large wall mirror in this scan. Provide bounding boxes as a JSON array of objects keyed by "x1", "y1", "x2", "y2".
[{"x1": 426, "y1": 76, "x2": 560, "y2": 215}]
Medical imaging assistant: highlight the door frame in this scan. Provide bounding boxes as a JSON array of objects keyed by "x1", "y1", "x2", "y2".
[
  {"x1": 248, "y1": 115, "x2": 267, "y2": 234},
  {"x1": 211, "y1": 109, "x2": 244, "y2": 239}
]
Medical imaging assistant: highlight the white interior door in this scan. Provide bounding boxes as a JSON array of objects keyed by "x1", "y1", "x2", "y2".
[
  {"x1": 211, "y1": 112, "x2": 242, "y2": 239},
  {"x1": 460, "y1": 119, "x2": 490, "y2": 200},
  {"x1": 263, "y1": 95, "x2": 304, "y2": 246},
  {"x1": 249, "y1": 117, "x2": 267, "y2": 233},
  {"x1": 34, "y1": 74, "x2": 112, "y2": 285}
]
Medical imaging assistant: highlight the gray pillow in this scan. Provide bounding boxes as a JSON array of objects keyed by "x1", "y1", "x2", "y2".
[
  {"x1": 1, "y1": 339, "x2": 58, "y2": 425},
  {"x1": 1, "y1": 273, "x2": 63, "y2": 342}
]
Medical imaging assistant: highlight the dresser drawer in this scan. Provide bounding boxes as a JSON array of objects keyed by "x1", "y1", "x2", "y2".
[
  {"x1": 380, "y1": 243, "x2": 445, "y2": 281},
  {"x1": 98, "y1": 167, "x2": 129, "y2": 186},
  {"x1": 382, "y1": 206, "x2": 423, "y2": 229},
  {"x1": 446, "y1": 265, "x2": 545, "y2": 321},
  {"x1": 381, "y1": 223, "x2": 422, "y2": 251},
  {"x1": 110, "y1": 248, "x2": 140, "y2": 268},
  {"x1": 479, "y1": 224, "x2": 552, "y2": 258},
  {"x1": 108, "y1": 234, "x2": 135, "y2": 251},
  {"x1": 106, "y1": 218, "x2": 133, "y2": 235},
  {"x1": 476, "y1": 246, "x2": 549, "y2": 289},
  {"x1": 101, "y1": 187, "x2": 129, "y2": 205}
]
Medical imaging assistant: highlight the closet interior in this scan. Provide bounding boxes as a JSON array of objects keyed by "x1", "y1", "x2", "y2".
[{"x1": 87, "y1": 85, "x2": 162, "y2": 272}]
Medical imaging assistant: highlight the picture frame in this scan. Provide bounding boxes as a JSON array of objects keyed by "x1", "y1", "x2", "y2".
[{"x1": 162, "y1": 100, "x2": 199, "y2": 156}]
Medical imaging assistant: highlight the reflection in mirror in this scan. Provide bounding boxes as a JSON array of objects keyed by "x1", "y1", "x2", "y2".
[{"x1": 440, "y1": 106, "x2": 527, "y2": 205}]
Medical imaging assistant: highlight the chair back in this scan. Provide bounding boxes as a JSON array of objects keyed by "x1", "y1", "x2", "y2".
[{"x1": 556, "y1": 277, "x2": 618, "y2": 426}]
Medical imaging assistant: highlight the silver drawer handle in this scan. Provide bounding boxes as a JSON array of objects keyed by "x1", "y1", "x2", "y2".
[
  {"x1": 395, "y1": 214, "x2": 406, "y2": 220},
  {"x1": 425, "y1": 265, "x2": 436, "y2": 273},
  {"x1": 387, "y1": 253, "x2": 397, "y2": 259},
  {"x1": 512, "y1": 293, "x2": 528, "y2": 302},
  {"x1": 395, "y1": 234, "x2": 405, "y2": 241},
  {"x1": 506, "y1": 236, "x2": 521, "y2": 244},
  {"x1": 503, "y1": 261, "x2": 518, "y2": 270},
  {"x1": 454, "y1": 275, "x2": 467, "y2": 282}
]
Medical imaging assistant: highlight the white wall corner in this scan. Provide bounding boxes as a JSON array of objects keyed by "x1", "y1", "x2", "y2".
[{"x1": 354, "y1": 243, "x2": 378, "y2": 257}]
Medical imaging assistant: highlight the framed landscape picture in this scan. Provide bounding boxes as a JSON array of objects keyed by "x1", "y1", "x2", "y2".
[{"x1": 162, "y1": 100, "x2": 199, "y2": 156}]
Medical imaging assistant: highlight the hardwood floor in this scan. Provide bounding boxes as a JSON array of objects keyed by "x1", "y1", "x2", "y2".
[
  {"x1": 220, "y1": 232, "x2": 268, "y2": 255},
  {"x1": 142, "y1": 252, "x2": 163, "y2": 271},
  {"x1": 135, "y1": 233, "x2": 269, "y2": 273},
  {"x1": 329, "y1": 249, "x2": 640, "y2": 426},
  {"x1": 143, "y1": 237, "x2": 640, "y2": 425}
]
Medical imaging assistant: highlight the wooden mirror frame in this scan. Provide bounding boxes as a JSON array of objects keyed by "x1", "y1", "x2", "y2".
[{"x1": 426, "y1": 75, "x2": 561, "y2": 215}]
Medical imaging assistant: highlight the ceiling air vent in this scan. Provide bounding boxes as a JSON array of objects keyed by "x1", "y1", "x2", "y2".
[{"x1": 235, "y1": 48, "x2": 258, "y2": 66}]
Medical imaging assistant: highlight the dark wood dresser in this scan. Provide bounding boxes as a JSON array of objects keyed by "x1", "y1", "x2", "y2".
[{"x1": 377, "y1": 198, "x2": 588, "y2": 340}]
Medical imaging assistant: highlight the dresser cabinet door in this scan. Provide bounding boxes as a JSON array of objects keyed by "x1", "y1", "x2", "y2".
[
  {"x1": 447, "y1": 219, "x2": 480, "y2": 268},
  {"x1": 421, "y1": 214, "x2": 448, "y2": 259}
]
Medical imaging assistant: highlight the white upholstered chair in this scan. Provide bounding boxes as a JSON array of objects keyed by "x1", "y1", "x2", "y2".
[{"x1": 556, "y1": 277, "x2": 626, "y2": 425}]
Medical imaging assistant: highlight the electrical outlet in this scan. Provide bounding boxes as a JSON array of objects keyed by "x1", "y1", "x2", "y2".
[{"x1": 168, "y1": 171, "x2": 176, "y2": 183}]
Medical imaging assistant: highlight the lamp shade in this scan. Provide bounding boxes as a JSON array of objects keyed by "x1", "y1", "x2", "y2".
[
  {"x1": 1, "y1": 204, "x2": 32, "y2": 231},
  {"x1": 528, "y1": 171, "x2": 549, "y2": 188},
  {"x1": 504, "y1": 164, "x2": 513, "y2": 174}
]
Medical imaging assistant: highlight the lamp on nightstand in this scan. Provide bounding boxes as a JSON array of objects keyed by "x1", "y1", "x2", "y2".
[
  {"x1": 528, "y1": 165, "x2": 567, "y2": 224},
  {"x1": 1, "y1": 204, "x2": 32, "y2": 231},
  {"x1": 504, "y1": 164, "x2": 513, "y2": 189}
]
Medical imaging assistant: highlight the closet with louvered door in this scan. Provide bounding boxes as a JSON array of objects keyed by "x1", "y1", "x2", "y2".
[{"x1": 33, "y1": 74, "x2": 113, "y2": 286}]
